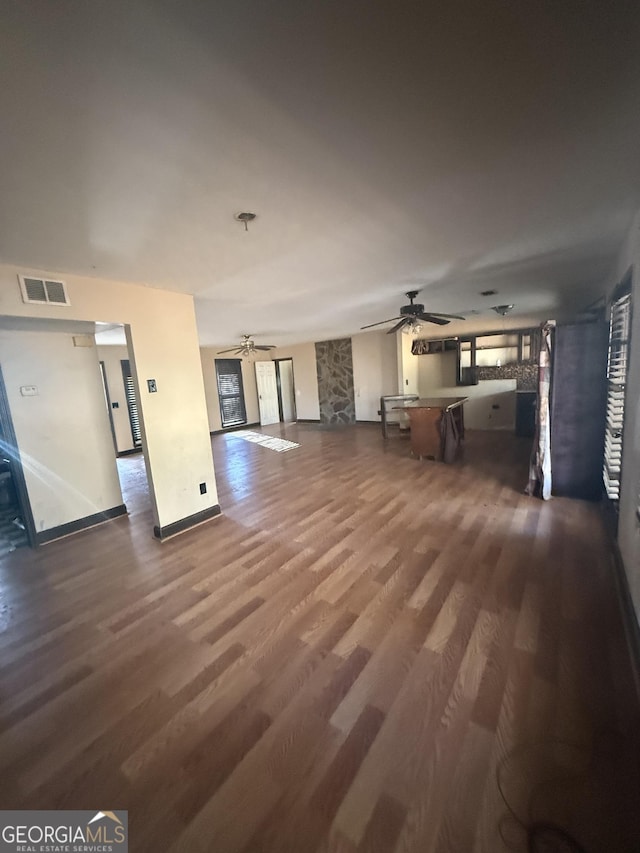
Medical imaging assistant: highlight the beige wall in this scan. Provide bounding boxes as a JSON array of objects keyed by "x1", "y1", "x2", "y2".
[
  {"x1": 0, "y1": 264, "x2": 217, "y2": 531},
  {"x1": 418, "y1": 349, "x2": 517, "y2": 430},
  {"x1": 610, "y1": 212, "x2": 640, "y2": 621},
  {"x1": 352, "y1": 330, "x2": 398, "y2": 421},
  {"x1": 96, "y1": 344, "x2": 135, "y2": 453},
  {"x1": 270, "y1": 342, "x2": 320, "y2": 420},
  {"x1": 397, "y1": 332, "x2": 419, "y2": 396},
  {"x1": 0, "y1": 330, "x2": 123, "y2": 532},
  {"x1": 200, "y1": 348, "x2": 265, "y2": 432}
]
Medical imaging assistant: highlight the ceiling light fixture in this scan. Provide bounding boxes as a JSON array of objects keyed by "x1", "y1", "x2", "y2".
[
  {"x1": 402, "y1": 319, "x2": 423, "y2": 335},
  {"x1": 234, "y1": 212, "x2": 257, "y2": 232},
  {"x1": 493, "y1": 304, "x2": 514, "y2": 316}
]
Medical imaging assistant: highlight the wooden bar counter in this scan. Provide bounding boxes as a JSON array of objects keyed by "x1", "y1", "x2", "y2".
[{"x1": 393, "y1": 396, "x2": 467, "y2": 461}]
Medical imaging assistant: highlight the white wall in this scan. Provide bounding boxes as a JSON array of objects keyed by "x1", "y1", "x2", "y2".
[
  {"x1": 96, "y1": 344, "x2": 135, "y2": 453},
  {"x1": 0, "y1": 330, "x2": 123, "y2": 532},
  {"x1": 418, "y1": 349, "x2": 517, "y2": 430},
  {"x1": 609, "y1": 213, "x2": 640, "y2": 621},
  {"x1": 352, "y1": 330, "x2": 398, "y2": 421},
  {"x1": 0, "y1": 264, "x2": 217, "y2": 531},
  {"x1": 200, "y1": 348, "x2": 266, "y2": 432},
  {"x1": 270, "y1": 342, "x2": 320, "y2": 420}
]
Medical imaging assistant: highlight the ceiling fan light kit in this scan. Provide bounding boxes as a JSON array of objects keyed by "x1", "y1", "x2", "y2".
[
  {"x1": 217, "y1": 334, "x2": 276, "y2": 357},
  {"x1": 493, "y1": 304, "x2": 514, "y2": 316},
  {"x1": 361, "y1": 290, "x2": 465, "y2": 335}
]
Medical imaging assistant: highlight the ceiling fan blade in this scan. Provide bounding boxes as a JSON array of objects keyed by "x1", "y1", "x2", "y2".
[
  {"x1": 418, "y1": 314, "x2": 450, "y2": 326},
  {"x1": 387, "y1": 318, "x2": 410, "y2": 334},
  {"x1": 254, "y1": 345, "x2": 276, "y2": 350},
  {"x1": 217, "y1": 347, "x2": 243, "y2": 354},
  {"x1": 422, "y1": 312, "x2": 466, "y2": 320},
  {"x1": 360, "y1": 316, "x2": 402, "y2": 330}
]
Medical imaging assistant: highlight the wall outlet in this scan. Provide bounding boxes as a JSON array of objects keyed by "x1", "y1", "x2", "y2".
[
  {"x1": 199, "y1": 482, "x2": 207, "y2": 495},
  {"x1": 20, "y1": 385, "x2": 38, "y2": 396}
]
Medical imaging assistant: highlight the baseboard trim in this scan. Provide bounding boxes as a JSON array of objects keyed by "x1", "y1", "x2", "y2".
[
  {"x1": 296, "y1": 418, "x2": 321, "y2": 424},
  {"x1": 210, "y1": 422, "x2": 259, "y2": 436},
  {"x1": 117, "y1": 447, "x2": 143, "y2": 457},
  {"x1": 601, "y1": 503, "x2": 640, "y2": 706},
  {"x1": 37, "y1": 504, "x2": 128, "y2": 545},
  {"x1": 153, "y1": 504, "x2": 222, "y2": 541}
]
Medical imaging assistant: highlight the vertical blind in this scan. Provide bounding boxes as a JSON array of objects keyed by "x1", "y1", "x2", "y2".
[
  {"x1": 215, "y1": 359, "x2": 247, "y2": 428},
  {"x1": 120, "y1": 360, "x2": 142, "y2": 448},
  {"x1": 603, "y1": 290, "x2": 631, "y2": 500}
]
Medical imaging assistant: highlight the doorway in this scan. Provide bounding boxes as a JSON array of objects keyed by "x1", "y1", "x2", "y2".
[
  {"x1": 94, "y1": 328, "x2": 151, "y2": 521},
  {"x1": 274, "y1": 358, "x2": 297, "y2": 423},
  {"x1": 0, "y1": 365, "x2": 36, "y2": 553}
]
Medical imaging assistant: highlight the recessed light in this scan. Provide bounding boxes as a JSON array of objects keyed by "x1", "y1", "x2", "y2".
[{"x1": 480, "y1": 289, "x2": 497, "y2": 296}]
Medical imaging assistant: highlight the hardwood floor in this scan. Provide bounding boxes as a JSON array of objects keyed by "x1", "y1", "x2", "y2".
[{"x1": 0, "y1": 424, "x2": 638, "y2": 852}]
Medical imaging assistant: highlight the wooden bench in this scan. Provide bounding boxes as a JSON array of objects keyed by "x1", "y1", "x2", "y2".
[{"x1": 378, "y1": 394, "x2": 419, "y2": 439}]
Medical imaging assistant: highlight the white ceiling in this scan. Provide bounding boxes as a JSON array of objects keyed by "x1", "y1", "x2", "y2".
[{"x1": 1, "y1": 1, "x2": 639, "y2": 347}]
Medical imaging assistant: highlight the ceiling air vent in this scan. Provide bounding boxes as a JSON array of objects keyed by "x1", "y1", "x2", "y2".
[{"x1": 18, "y1": 275, "x2": 70, "y2": 306}]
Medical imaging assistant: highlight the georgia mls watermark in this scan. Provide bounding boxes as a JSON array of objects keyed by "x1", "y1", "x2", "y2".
[{"x1": 0, "y1": 811, "x2": 127, "y2": 853}]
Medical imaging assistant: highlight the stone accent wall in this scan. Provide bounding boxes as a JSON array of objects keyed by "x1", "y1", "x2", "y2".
[
  {"x1": 315, "y1": 338, "x2": 356, "y2": 425},
  {"x1": 476, "y1": 362, "x2": 537, "y2": 390}
]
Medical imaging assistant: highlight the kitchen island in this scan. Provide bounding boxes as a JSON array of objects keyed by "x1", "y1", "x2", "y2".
[{"x1": 393, "y1": 397, "x2": 467, "y2": 462}]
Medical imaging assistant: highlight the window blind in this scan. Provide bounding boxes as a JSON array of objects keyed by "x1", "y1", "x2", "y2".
[
  {"x1": 603, "y1": 291, "x2": 631, "y2": 500},
  {"x1": 121, "y1": 360, "x2": 142, "y2": 448},
  {"x1": 215, "y1": 359, "x2": 247, "y2": 428}
]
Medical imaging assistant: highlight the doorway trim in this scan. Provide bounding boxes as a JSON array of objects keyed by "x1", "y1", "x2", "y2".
[
  {"x1": 99, "y1": 360, "x2": 118, "y2": 454},
  {"x1": 273, "y1": 358, "x2": 297, "y2": 423},
  {"x1": 0, "y1": 365, "x2": 37, "y2": 548}
]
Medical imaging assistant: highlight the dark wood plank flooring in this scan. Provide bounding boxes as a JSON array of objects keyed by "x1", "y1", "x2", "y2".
[{"x1": 0, "y1": 424, "x2": 638, "y2": 852}]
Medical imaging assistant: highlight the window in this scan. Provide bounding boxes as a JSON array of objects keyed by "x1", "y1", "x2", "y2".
[
  {"x1": 215, "y1": 359, "x2": 247, "y2": 428},
  {"x1": 120, "y1": 359, "x2": 142, "y2": 448},
  {"x1": 603, "y1": 279, "x2": 632, "y2": 501}
]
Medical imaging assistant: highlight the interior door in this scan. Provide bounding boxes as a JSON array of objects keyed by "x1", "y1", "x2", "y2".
[
  {"x1": 255, "y1": 361, "x2": 280, "y2": 425},
  {"x1": 278, "y1": 359, "x2": 296, "y2": 422}
]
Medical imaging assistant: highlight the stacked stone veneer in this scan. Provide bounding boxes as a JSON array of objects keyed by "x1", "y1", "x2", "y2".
[
  {"x1": 476, "y1": 362, "x2": 537, "y2": 390},
  {"x1": 315, "y1": 338, "x2": 356, "y2": 425}
]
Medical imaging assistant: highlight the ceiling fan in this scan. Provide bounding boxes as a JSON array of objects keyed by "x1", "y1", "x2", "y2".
[
  {"x1": 217, "y1": 334, "x2": 276, "y2": 357},
  {"x1": 361, "y1": 291, "x2": 465, "y2": 335}
]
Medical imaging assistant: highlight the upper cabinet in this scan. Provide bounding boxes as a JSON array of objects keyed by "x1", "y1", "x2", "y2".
[
  {"x1": 411, "y1": 327, "x2": 539, "y2": 386},
  {"x1": 456, "y1": 328, "x2": 539, "y2": 385},
  {"x1": 411, "y1": 338, "x2": 458, "y2": 355}
]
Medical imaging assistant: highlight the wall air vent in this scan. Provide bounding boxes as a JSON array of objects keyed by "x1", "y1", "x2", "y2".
[{"x1": 18, "y1": 275, "x2": 70, "y2": 306}]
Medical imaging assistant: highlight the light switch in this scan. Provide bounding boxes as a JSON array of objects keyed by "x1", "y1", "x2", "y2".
[
  {"x1": 20, "y1": 385, "x2": 38, "y2": 397},
  {"x1": 147, "y1": 379, "x2": 157, "y2": 393}
]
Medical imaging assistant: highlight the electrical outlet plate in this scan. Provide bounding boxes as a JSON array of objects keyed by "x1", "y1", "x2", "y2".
[{"x1": 147, "y1": 379, "x2": 157, "y2": 393}]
